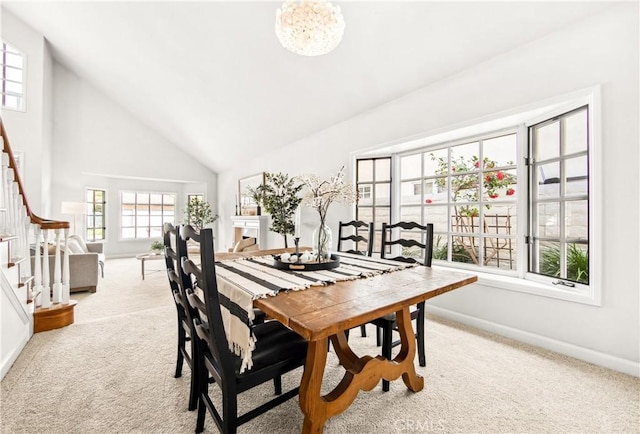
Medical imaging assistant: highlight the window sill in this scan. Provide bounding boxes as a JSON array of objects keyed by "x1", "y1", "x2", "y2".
[{"x1": 431, "y1": 264, "x2": 601, "y2": 306}]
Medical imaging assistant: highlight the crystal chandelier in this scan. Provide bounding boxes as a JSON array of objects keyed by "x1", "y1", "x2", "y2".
[{"x1": 275, "y1": 0, "x2": 345, "y2": 56}]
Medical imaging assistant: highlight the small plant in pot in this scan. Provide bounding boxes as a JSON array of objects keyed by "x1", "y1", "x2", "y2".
[
  {"x1": 246, "y1": 185, "x2": 264, "y2": 216},
  {"x1": 150, "y1": 240, "x2": 164, "y2": 253}
]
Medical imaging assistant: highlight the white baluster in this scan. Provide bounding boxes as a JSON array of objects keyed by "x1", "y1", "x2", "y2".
[
  {"x1": 12, "y1": 183, "x2": 19, "y2": 239},
  {"x1": 24, "y1": 218, "x2": 33, "y2": 298},
  {"x1": 6, "y1": 173, "x2": 14, "y2": 236},
  {"x1": 33, "y1": 225, "x2": 43, "y2": 307},
  {"x1": 0, "y1": 154, "x2": 6, "y2": 234},
  {"x1": 61, "y1": 228, "x2": 70, "y2": 304},
  {"x1": 52, "y1": 229, "x2": 62, "y2": 304},
  {"x1": 41, "y1": 229, "x2": 51, "y2": 308}
]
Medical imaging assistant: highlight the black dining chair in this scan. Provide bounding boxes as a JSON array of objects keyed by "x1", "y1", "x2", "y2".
[
  {"x1": 163, "y1": 223, "x2": 201, "y2": 411},
  {"x1": 337, "y1": 220, "x2": 374, "y2": 256},
  {"x1": 337, "y1": 220, "x2": 374, "y2": 338},
  {"x1": 178, "y1": 225, "x2": 308, "y2": 434},
  {"x1": 369, "y1": 221, "x2": 434, "y2": 392}
]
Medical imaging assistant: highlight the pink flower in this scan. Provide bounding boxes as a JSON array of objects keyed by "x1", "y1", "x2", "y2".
[
  {"x1": 485, "y1": 175, "x2": 493, "y2": 183},
  {"x1": 474, "y1": 161, "x2": 480, "y2": 168},
  {"x1": 488, "y1": 193, "x2": 499, "y2": 199},
  {"x1": 506, "y1": 188, "x2": 515, "y2": 196},
  {"x1": 496, "y1": 172, "x2": 505, "y2": 180},
  {"x1": 425, "y1": 199, "x2": 433, "y2": 204}
]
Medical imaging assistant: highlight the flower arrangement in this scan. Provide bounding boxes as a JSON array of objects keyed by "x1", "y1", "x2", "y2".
[{"x1": 298, "y1": 166, "x2": 358, "y2": 260}]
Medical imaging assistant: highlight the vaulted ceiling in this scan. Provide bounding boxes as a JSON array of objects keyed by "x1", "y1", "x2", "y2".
[{"x1": 3, "y1": 1, "x2": 610, "y2": 172}]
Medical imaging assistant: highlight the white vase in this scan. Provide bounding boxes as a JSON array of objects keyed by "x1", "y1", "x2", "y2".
[{"x1": 312, "y1": 223, "x2": 333, "y2": 261}]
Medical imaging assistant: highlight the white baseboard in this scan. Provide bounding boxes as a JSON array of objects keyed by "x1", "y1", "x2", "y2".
[{"x1": 425, "y1": 305, "x2": 640, "y2": 378}]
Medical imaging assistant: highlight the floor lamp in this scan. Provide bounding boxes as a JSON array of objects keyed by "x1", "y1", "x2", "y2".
[{"x1": 61, "y1": 201, "x2": 85, "y2": 235}]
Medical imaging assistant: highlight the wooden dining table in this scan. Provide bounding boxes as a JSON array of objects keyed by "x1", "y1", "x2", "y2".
[{"x1": 216, "y1": 248, "x2": 477, "y2": 434}]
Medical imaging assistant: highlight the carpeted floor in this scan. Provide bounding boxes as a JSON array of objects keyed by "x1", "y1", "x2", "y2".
[{"x1": 1, "y1": 258, "x2": 638, "y2": 433}]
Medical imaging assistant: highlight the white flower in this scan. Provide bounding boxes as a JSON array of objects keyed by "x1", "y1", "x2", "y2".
[{"x1": 297, "y1": 166, "x2": 357, "y2": 221}]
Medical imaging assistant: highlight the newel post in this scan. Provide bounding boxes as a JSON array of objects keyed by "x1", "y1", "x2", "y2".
[{"x1": 61, "y1": 228, "x2": 70, "y2": 304}]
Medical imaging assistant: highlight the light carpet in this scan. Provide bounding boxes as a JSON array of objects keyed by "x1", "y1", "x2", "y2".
[{"x1": 1, "y1": 258, "x2": 638, "y2": 433}]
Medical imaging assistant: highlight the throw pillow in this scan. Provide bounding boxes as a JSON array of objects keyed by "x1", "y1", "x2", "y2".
[
  {"x1": 70, "y1": 235, "x2": 89, "y2": 253},
  {"x1": 66, "y1": 239, "x2": 84, "y2": 254}
]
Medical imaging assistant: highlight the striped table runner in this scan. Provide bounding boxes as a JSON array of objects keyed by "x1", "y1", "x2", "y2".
[{"x1": 215, "y1": 252, "x2": 417, "y2": 372}]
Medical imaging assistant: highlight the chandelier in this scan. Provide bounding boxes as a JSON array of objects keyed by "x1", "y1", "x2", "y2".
[{"x1": 275, "y1": 0, "x2": 345, "y2": 56}]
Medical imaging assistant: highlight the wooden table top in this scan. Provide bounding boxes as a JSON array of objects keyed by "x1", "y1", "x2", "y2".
[{"x1": 254, "y1": 263, "x2": 477, "y2": 342}]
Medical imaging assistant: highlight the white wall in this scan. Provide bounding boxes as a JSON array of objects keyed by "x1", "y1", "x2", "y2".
[
  {"x1": 50, "y1": 63, "x2": 218, "y2": 256},
  {"x1": 217, "y1": 4, "x2": 639, "y2": 370},
  {"x1": 1, "y1": 9, "x2": 51, "y2": 215}
]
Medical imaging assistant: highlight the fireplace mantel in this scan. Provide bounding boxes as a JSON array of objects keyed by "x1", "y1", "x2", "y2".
[{"x1": 230, "y1": 215, "x2": 269, "y2": 250}]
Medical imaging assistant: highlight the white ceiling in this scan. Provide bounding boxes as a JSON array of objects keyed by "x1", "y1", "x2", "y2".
[{"x1": 3, "y1": 1, "x2": 611, "y2": 173}]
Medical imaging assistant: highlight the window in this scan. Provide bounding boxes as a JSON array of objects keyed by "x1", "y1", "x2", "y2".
[
  {"x1": 1, "y1": 41, "x2": 24, "y2": 111},
  {"x1": 528, "y1": 106, "x2": 589, "y2": 285},
  {"x1": 356, "y1": 157, "x2": 391, "y2": 253},
  {"x1": 354, "y1": 90, "x2": 598, "y2": 303},
  {"x1": 399, "y1": 132, "x2": 518, "y2": 271},
  {"x1": 187, "y1": 193, "x2": 204, "y2": 203},
  {"x1": 86, "y1": 189, "x2": 106, "y2": 241},
  {"x1": 121, "y1": 192, "x2": 175, "y2": 239}
]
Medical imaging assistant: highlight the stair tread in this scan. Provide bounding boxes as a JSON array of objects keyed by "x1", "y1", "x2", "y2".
[{"x1": 19, "y1": 275, "x2": 34, "y2": 287}]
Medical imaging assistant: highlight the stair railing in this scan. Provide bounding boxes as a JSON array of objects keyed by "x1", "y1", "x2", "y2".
[{"x1": 0, "y1": 118, "x2": 71, "y2": 310}]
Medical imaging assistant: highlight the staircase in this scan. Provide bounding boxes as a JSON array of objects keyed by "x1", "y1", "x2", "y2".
[{"x1": 0, "y1": 118, "x2": 73, "y2": 380}]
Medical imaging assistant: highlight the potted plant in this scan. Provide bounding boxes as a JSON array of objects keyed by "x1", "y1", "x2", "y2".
[
  {"x1": 184, "y1": 197, "x2": 218, "y2": 230},
  {"x1": 257, "y1": 172, "x2": 303, "y2": 248},
  {"x1": 245, "y1": 185, "x2": 264, "y2": 215},
  {"x1": 150, "y1": 240, "x2": 164, "y2": 254}
]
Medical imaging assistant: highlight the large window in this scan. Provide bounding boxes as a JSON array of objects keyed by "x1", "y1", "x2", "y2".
[
  {"x1": 355, "y1": 93, "x2": 597, "y2": 303},
  {"x1": 528, "y1": 106, "x2": 589, "y2": 285},
  {"x1": 399, "y1": 132, "x2": 518, "y2": 271},
  {"x1": 86, "y1": 189, "x2": 106, "y2": 241},
  {"x1": 121, "y1": 192, "x2": 175, "y2": 239},
  {"x1": 356, "y1": 157, "x2": 391, "y2": 253},
  {"x1": 1, "y1": 41, "x2": 24, "y2": 111}
]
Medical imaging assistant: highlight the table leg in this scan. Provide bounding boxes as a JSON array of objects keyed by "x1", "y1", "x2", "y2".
[
  {"x1": 298, "y1": 308, "x2": 424, "y2": 434},
  {"x1": 141, "y1": 258, "x2": 145, "y2": 280},
  {"x1": 300, "y1": 338, "x2": 329, "y2": 434}
]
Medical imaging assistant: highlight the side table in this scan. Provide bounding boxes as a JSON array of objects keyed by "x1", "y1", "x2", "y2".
[{"x1": 135, "y1": 252, "x2": 164, "y2": 280}]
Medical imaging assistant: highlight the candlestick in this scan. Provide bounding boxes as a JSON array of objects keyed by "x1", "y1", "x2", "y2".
[
  {"x1": 294, "y1": 237, "x2": 300, "y2": 256},
  {"x1": 294, "y1": 207, "x2": 301, "y2": 238}
]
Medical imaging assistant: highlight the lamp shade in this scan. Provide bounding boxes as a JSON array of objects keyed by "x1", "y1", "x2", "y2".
[{"x1": 61, "y1": 201, "x2": 85, "y2": 215}]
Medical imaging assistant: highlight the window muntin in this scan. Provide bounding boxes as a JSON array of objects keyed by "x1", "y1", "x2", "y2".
[
  {"x1": 121, "y1": 192, "x2": 175, "y2": 239},
  {"x1": 528, "y1": 106, "x2": 589, "y2": 285},
  {"x1": 86, "y1": 189, "x2": 106, "y2": 241},
  {"x1": 356, "y1": 157, "x2": 391, "y2": 254},
  {"x1": 1, "y1": 42, "x2": 24, "y2": 111},
  {"x1": 400, "y1": 131, "x2": 518, "y2": 271}
]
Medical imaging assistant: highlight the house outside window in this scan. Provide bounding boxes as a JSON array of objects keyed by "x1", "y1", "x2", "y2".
[
  {"x1": 86, "y1": 188, "x2": 106, "y2": 241},
  {"x1": 1, "y1": 41, "x2": 24, "y2": 111},
  {"x1": 356, "y1": 157, "x2": 391, "y2": 253},
  {"x1": 121, "y1": 192, "x2": 175, "y2": 239}
]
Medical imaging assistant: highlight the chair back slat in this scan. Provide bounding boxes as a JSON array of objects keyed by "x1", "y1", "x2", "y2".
[
  {"x1": 178, "y1": 225, "x2": 236, "y2": 380},
  {"x1": 381, "y1": 221, "x2": 434, "y2": 267},
  {"x1": 337, "y1": 220, "x2": 374, "y2": 256}
]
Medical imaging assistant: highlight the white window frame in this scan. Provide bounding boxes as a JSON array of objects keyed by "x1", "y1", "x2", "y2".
[
  {"x1": 521, "y1": 92, "x2": 601, "y2": 305},
  {"x1": 1, "y1": 41, "x2": 25, "y2": 112},
  {"x1": 86, "y1": 187, "x2": 107, "y2": 242},
  {"x1": 353, "y1": 86, "x2": 601, "y2": 306},
  {"x1": 119, "y1": 191, "x2": 176, "y2": 240}
]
